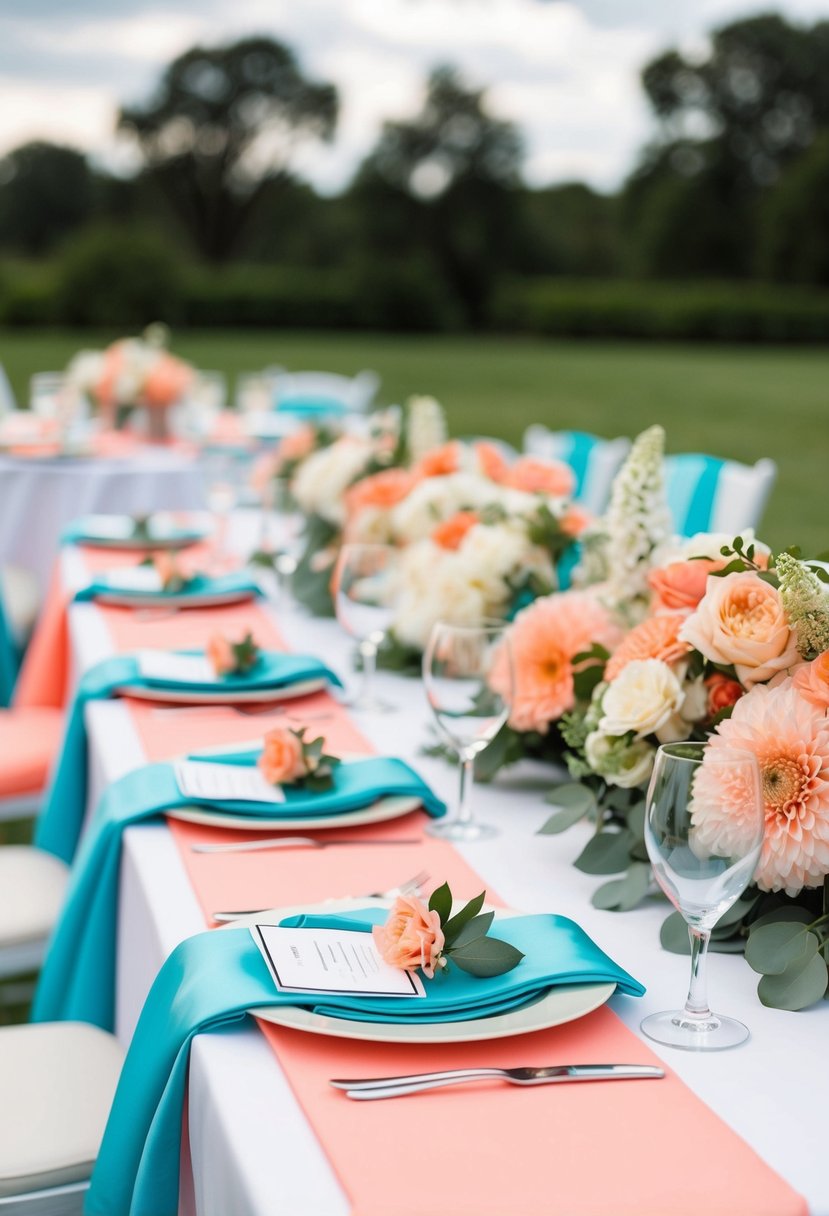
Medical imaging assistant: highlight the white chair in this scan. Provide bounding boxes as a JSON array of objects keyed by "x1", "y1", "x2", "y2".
[
  {"x1": 522, "y1": 426, "x2": 631, "y2": 514},
  {"x1": 0, "y1": 1022, "x2": 123, "y2": 1214},
  {"x1": 1, "y1": 568, "x2": 40, "y2": 651},
  {"x1": 272, "y1": 370, "x2": 379, "y2": 415},
  {"x1": 0, "y1": 365, "x2": 16, "y2": 415},
  {"x1": 664, "y1": 454, "x2": 777, "y2": 537},
  {"x1": 0, "y1": 847, "x2": 68, "y2": 981}
]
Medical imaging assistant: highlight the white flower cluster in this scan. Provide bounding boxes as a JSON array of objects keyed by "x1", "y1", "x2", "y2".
[
  {"x1": 291, "y1": 436, "x2": 374, "y2": 525},
  {"x1": 776, "y1": 551, "x2": 829, "y2": 659},
  {"x1": 405, "y1": 395, "x2": 448, "y2": 463},
  {"x1": 602, "y1": 425, "x2": 673, "y2": 620},
  {"x1": 392, "y1": 518, "x2": 552, "y2": 650}
]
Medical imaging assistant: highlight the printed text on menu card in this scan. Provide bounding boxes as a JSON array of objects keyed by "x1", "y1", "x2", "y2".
[{"x1": 252, "y1": 925, "x2": 426, "y2": 998}]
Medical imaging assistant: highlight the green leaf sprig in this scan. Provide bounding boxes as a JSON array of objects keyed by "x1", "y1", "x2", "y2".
[
  {"x1": 227, "y1": 630, "x2": 260, "y2": 675},
  {"x1": 426, "y1": 883, "x2": 524, "y2": 978}
]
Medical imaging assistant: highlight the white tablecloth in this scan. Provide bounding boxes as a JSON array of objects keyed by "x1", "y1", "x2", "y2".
[
  {"x1": 65, "y1": 523, "x2": 823, "y2": 1216},
  {"x1": 0, "y1": 449, "x2": 206, "y2": 591}
]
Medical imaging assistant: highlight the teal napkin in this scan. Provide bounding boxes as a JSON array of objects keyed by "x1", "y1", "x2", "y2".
[
  {"x1": 35, "y1": 651, "x2": 342, "y2": 865},
  {"x1": 74, "y1": 569, "x2": 262, "y2": 603},
  {"x1": 33, "y1": 757, "x2": 446, "y2": 1031},
  {"x1": 85, "y1": 909, "x2": 643, "y2": 1216}
]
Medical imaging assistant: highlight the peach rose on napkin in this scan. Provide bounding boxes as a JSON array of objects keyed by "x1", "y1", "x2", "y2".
[
  {"x1": 793, "y1": 651, "x2": 829, "y2": 711},
  {"x1": 372, "y1": 894, "x2": 446, "y2": 978},
  {"x1": 206, "y1": 633, "x2": 235, "y2": 675},
  {"x1": 258, "y1": 727, "x2": 307, "y2": 785},
  {"x1": 679, "y1": 572, "x2": 800, "y2": 687}
]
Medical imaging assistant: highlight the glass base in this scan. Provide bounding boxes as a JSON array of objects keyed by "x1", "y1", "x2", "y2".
[
  {"x1": 425, "y1": 819, "x2": 499, "y2": 843},
  {"x1": 641, "y1": 1009, "x2": 750, "y2": 1051}
]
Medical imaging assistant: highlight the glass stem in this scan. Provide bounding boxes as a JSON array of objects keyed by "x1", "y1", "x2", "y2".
[
  {"x1": 457, "y1": 752, "x2": 475, "y2": 826},
  {"x1": 359, "y1": 639, "x2": 377, "y2": 702},
  {"x1": 684, "y1": 925, "x2": 712, "y2": 1020}
]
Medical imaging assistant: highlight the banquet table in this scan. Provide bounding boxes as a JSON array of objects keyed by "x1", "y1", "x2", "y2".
[
  {"x1": 0, "y1": 446, "x2": 207, "y2": 591},
  {"x1": 56, "y1": 519, "x2": 822, "y2": 1216}
]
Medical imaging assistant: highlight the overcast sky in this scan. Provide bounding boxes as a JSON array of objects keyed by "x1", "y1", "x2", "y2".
[{"x1": 0, "y1": 0, "x2": 827, "y2": 193}]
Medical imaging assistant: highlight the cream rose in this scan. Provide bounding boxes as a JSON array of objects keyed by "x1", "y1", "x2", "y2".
[
  {"x1": 599, "y1": 659, "x2": 684, "y2": 739},
  {"x1": 584, "y1": 731, "x2": 655, "y2": 789},
  {"x1": 679, "y1": 572, "x2": 800, "y2": 687}
]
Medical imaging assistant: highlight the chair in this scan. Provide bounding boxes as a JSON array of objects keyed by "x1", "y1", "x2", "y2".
[
  {"x1": 664, "y1": 454, "x2": 777, "y2": 537},
  {"x1": 0, "y1": 568, "x2": 41, "y2": 707},
  {"x1": 522, "y1": 427, "x2": 631, "y2": 514},
  {"x1": 271, "y1": 370, "x2": 379, "y2": 417},
  {"x1": 0, "y1": 1021, "x2": 123, "y2": 1214},
  {"x1": 0, "y1": 847, "x2": 68, "y2": 981}
]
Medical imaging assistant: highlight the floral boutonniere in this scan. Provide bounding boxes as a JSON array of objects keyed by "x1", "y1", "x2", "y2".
[
  {"x1": 141, "y1": 551, "x2": 193, "y2": 593},
  {"x1": 131, "y1": 513, "x2": 152, "y2": 541},
  {"x1": 258, "y1": 725, "x2": 341, "y2": 793},
  {"x1": 206, "y1": 631, "x2": 260, "y2": 677},
  {"x1": 373, "y1": 883, "x2": 524, "y2": 980}
]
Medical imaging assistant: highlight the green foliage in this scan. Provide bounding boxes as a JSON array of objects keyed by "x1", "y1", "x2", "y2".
[
  {"x1": 423, "y1": 885, "x2": 524, "y2": 979},
  {"x1": 57, "y1": 226, "x2": 184, "y2": 327},
  {"x1": 290, "y1": 514, "x2": 338, "y2": 618},
  {"x1": 759, "y1": 133, "x2": 829, "y2": 285},
  {"x1": 0, "y1": 142, "x2": 95, "y2": 256}
]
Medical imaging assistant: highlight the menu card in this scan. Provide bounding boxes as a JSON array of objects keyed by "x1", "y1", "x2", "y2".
[
  {"x1": 139, "y1": 651, "x2": 218, "y2": 684},
  {"x1": 174, "y1": 760, "x2": 285, "y2": 804},
  {"x1": 100, "y1": 566, "x2": 163, "y2": 592},
  {"x1": 251, "y1": 923, "x2": 426, "y2": 998}
]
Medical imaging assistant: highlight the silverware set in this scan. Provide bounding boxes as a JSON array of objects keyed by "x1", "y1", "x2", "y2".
[{"x1": 329, "y1": 1064, "x2": 665, "y2": 1100}]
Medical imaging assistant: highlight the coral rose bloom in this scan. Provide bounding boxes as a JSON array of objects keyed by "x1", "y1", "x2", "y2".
[
  {"x1": 648, "y1": 559, "x2": 721, "y2": 613},
  {"x1": 143, "y1": 353, "x2": 193, "y2": 408},
  {"x1": 793, "y1": 651, "x2": 829, "y2": 711},
  {"x1": 490, "y1": 591, "x2": 620, "y2": 734},
  {"x1": 604, "y1": 613, "x2": 690, "y2": 682},
  {"x1": 372, "y1": 894, "x2": 445, "y2": 978},
  {"x1": 505, "y1": 456, "x2": 574, "y2": 498},
  {"x1": 206, "y1": 633, "x2": 235, "y2": 676},
  {"x1": 414, "y1": 442, "x2": 461, "y2": 479},
  {"x1": 705, "y1": 672, "x2": 744, "y2": 716},
  {"x1": 560, "y1": 504, "x2": 594, "y2": 538},
  {"x1": 431, "y1": 511, "x2": 479, "y2": 551},
  {"x1": 679, "y1": 572, "x2": 800, "y2": 687},
  {"x1": 258, "y1": 727, "x2": 307, "y2": 785},
  {"x1": 692, "y1": 683, "x2": 829, "y2": 895},
  {"x1": 474, "y1": 441, "x2": 511, "y2": 484},
  {"x1": 344, "y1": 468, "x2": 416, "y2": 517},
  {"x1": 278, "y1": 425, "x2": 316, "y2": 465}
]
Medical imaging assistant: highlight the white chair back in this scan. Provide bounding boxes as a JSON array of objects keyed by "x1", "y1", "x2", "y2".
[
  {"x1": 664, "y1": 454, "x2": 777, "y2": 537},
  {"x1": 272, "y1": 370, "x2": 379, "y2": 414},
  {"x1": 523, "y1": 426, "x2": 631, "y2": 514}
]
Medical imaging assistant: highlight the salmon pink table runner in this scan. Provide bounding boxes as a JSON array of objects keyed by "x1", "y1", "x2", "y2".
[{"x1": 52, "y1": 543, "x2": 810, "y2": 1214}]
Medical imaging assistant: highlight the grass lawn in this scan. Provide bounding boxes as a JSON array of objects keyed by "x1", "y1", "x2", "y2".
[{"x1": 1, "y1": 329, "x2": 826, "y2": 554}]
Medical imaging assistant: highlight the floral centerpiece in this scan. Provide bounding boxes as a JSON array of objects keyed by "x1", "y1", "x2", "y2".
[{"x1": 66, "y1": 324, "x2": 194, "y2": 441}]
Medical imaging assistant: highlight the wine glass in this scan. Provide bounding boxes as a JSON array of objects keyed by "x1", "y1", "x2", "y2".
[
  {"x1": 423, "y1": 621, "x2": 513, "y2": 843},
  {"x1": 641, "y1": 741, "x2": 764, "y2": 1051},
  {"x1": 334, "y1": 544, "x2": 398, "y2": 711}
]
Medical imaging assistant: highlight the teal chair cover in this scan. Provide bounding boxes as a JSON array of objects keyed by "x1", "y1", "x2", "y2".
[{"x1": 665, "y1": 454, "x2": 725, "y2": 537}]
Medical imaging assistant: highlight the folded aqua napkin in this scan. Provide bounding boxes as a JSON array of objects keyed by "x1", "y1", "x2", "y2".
[
  {"x1": 74, "y1": 569, "x2": 261, "y2": 603},
  {"x1": 85, "y1": 909, "x2": 643, "y2": 1216},
  {"x1": 33, "y1": 757, "x2": 445, "y2": 1030},
  {"x1": 35, "y1": 651, "x2": 342, "y2": 865}
]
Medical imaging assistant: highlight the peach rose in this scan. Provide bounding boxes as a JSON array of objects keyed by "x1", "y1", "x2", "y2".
[
  {"x1": 372, "y1": 894, "x2": 445, "y2": 978},
  {"x1": 605, "y1": 614, "x2": 690, "y2": 682},
  {"x1": 705, "y1": 672, "x2": 745, "y2": 716},
  {"x1": 474, "y1": 441, "x2": 511, "y2": 484},
  {"x1": 258, "y1": 727, "x2": 307, "y2": 785},
  {"x1": 679, "y1": 572, "x2": 801, "y2": 687},
  {"x1": 278, "y1": 425, "x2": 316, "y2": 465},
  {"x1": 414, "y1": 442, "x2": 461, "y2": 479},
  {"x1": 143, "y1": 353, "x2": 193, "y2": 408},
  {"x1": 505, "y1": 456, "x2": 574, "y2": 498},
  {"x1": 206, "y1": 633, "x2": 235, "y2": 675},
  {"x1": 431, "y1": 511, "x2": 480, "y2": 551},
  {"x1": 344, "y1": 468, "x2": 416, "y2": 517},
  {"x1": 648, "y1": 559, "x2": 722, "y2": 613},
  {"x1": 793, "y1": 651, "x2": 829, "y2": 711},
  {"x1": 560, "y1": 503, "x2": 594, "y2": 538}
]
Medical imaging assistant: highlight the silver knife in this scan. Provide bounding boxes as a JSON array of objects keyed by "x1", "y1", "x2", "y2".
[
  {"x1": 330, "y1": 1064, "x2": 664, "y2": 1100},
  {"x1": 192, "y1": 836, "x2": 421, "y2": 854}
]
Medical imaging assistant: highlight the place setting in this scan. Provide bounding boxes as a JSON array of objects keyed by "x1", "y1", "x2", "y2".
[{"x1": 61, "y1": 510, "x2": 213, "y2": 551}]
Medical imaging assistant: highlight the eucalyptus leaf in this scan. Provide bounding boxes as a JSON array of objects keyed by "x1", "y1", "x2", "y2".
[
  {"x1": 591, "y1": 862, "x2": 651, "y2": 912},
  {"x1": 745, "y1": 922, "x2": 818, "y2": 975},
  {"x1": 428, "y1": 882, "x2": 452, "y2": 925},
  {"x1": 714, "y1": 893, "x2": 760, "y2": 930},
  {"x1": 449, "y1": 935, "x2": 525, "y2": 978},
  {"x1": 442, "y1": 890, "x2": 486, "y2": 943},
  {"x1": 660, "y1": 911, "x2": 747, "y2": 955},
  {"x1": 626, "y1": 802, "x2": 646, "y2": 839},
  {"x1": 574, "y1": 828, "x2": 633, "y2": 875},
  {"x1": 543, "y1": 783, "x2": 596, "y2": 813},
  {"x1": 748, "y1": 905, "x2": 814, "y2": 932},
  {"x1": 538, "y1": 803, "x2": 593, "y2": 836},
  {"x1": 757, "y1": 950, "x2": 828, "y2": 1011},
  {"x1": 450, "y1": 911, "x2": 495, "y2": 949}
]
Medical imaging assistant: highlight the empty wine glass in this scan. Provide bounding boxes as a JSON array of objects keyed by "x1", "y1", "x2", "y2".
[
  {"x1": 641, "y1": 741, "x2": 764, "y2": 1051},
  {"x1": 423, "y1": 621, "x2": 513, "y2": 843},
  {"x1": 334, "y1": 543, "x2": 398, "y2": 711}
]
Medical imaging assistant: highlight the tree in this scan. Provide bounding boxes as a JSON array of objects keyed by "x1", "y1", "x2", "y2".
[
  {"x1": 758, "y1": 134, "x2": 829, "y2": 285},
  {"x1": 118, "y1": 37, "x2": 338, "y2": 262},
  {"x1": 0, "y1": 141, "x2": 94, "y2": 255},
  {"x1": 352, "y1": 66, "x2": 523, "y2": 326}
]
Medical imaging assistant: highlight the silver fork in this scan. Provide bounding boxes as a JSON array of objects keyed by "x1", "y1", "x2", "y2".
[
  {"x1": 211, "y1": 869, "x2": 430, "y2": 923},
  {"x1": 330, "y1": 1064, "x2": 665, "y2": 1100}
]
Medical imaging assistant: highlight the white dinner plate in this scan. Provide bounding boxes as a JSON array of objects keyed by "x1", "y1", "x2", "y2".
[
  {"x1": 117, "y1": 677, "x2": 327, "y2": 704},
  {"x1": 71, "y1": 513, "x2": 211, "y2": 550},
  {"x1": 94, "y1": 588, "x2": 256, "y2": 609},
  {"x1": 227, "y1": 899, "x2": 614, "y2": 1043},
  {"x1": 169, "y1": 794, "x2": 423, "y2": 833}
]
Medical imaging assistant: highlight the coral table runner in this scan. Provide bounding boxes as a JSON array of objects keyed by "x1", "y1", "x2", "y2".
[{"x1": 61, "y1": 543, "x2": 810, "y2": 1214}]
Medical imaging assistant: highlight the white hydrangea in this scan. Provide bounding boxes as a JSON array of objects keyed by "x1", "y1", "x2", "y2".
[
  {"x1": 291, "y1": 437, "x2": 373, "y2": 525},
  {"x1": 390, "y1": 472, "x2": 488, "y2": 543},
  {"x1": 405, "y1": 395, "x2": 448, "y2": 463}
]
